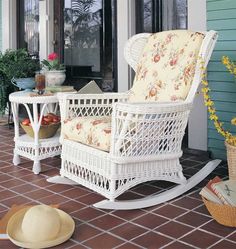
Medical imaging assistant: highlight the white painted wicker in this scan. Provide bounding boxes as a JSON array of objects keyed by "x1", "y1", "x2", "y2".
[
  {"x1": 51, "y1": 30, "x2": 220, "y2": 209},
  {"x1": 10, "y1": 92, "x2": 61, "y2": 174}
]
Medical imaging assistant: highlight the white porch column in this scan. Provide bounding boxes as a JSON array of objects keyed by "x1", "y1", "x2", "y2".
[
  {"x1": 2, "y1": 0, "x2": 17, "y2": 51},
  {"x1": 188, "y1": 0, "x2": 207, "y2": 151},
  {"x1": 117, "y1": 0, "x2": 136, "y2": 92},
  {"x1": 39, "y1": 0, "x2": 54, "y2": 61}
]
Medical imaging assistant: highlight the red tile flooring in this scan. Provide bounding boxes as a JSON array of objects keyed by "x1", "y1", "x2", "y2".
[{"x1": 0, "y1": 125, "x2": 236, "y2": 249}]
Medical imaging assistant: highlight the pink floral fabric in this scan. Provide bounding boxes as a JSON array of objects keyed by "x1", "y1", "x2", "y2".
[
  {"x1": 62, "y1": 116, "x2": 111, "y2": 152},
  {"x1": 129, "y1": 30, "x2": 204, "y2": 102}
]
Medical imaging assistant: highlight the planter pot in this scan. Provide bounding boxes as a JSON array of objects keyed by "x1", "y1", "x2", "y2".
[
  {"x1": 225, "y1": 141, "x2": 236, "y2": 180},
  {"x1": 11, "y1": 77, "x2": 35, "y2": 91},
  {"x1": 45, "y1": 70, "x2": 66, "y2": 87}
]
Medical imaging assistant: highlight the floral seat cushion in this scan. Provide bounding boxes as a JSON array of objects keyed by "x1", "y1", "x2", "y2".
[
  {"x1": 129, "y1": 30, "x2": 204, "y2": 102},
  {"x1": 62, "y1": 116, "x2": 111, "y2": 152}
]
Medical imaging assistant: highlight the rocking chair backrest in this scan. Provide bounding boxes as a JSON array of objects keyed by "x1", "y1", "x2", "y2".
[{"x1": 124, "y1": 30, "x2": 218, "y2": 104}]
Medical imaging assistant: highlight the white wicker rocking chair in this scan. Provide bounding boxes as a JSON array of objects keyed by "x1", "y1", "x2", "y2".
[{"x1": 48, "y1": 30, "x2": 220, "y2": 210}]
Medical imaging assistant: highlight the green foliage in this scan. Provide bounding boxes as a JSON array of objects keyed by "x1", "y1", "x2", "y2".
[
  {"x1": 41, "y1": 59, "x2": 65, "y2": 71},
  {"x1": 0, "y1": 49, "x2": 40, "y2": 114}
]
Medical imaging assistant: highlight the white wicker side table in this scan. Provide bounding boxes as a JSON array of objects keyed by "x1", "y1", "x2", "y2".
[{"x1": 9, "y1": 92, "x2": 61, "y2": 174}]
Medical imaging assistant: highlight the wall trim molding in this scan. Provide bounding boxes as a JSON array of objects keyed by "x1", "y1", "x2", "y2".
[
  {"x1": 117, "y1": 0, "x2": 136, "y2": 92},
  {"x1": 188, "y1": 0, "x2": 207, "y2": 151},
  {"x1": 2, "y1": 0, "x2": 17, "y2": 51},
  {"x1": 39, "y1": 0, "x2": 54, "y2": 61}
]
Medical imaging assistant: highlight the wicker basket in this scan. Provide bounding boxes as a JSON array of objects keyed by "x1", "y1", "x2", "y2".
[
  {"x1": 20, "y1": 122, "x2": 60, "y2": 139},
  {"x1": 225, "y1": 141, "x2": 236, "y2": 180},
  {"x1": 203, "y1": 197, "x2": 236, "y2": 227}
]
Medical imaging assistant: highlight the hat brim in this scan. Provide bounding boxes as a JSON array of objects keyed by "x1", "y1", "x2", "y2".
[{"x1": 7, "y1": 207, "x2": 75, "y2": 249}]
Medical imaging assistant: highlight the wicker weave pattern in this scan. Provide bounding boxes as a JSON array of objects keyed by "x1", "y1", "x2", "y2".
[
  {"x1": 111, "y1": 102, "x2": 191, "y2": 159},
  {"x1": 58, "y1": 30, "x2": 218, "y2": 203},
  {"x1": 203, "y1": 197, "x2": 236, "y2": 227},
  {"x1": 58, "y1": 93, "x2": 128, "y2": 120},
  {"x1": 15, "y1": 135, "x2": 61, "y2": 161},
  {"x1": 10, "y1": 92, "x2": 61, "y2": 174},
  {"x1": 61, "y1": 139, "x2": 185, "y2": 200},
  {"x1": 225, "y1": 141, "x2": 236, "y2": 180}
]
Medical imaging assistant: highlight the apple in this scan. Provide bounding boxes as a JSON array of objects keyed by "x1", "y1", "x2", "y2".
[
  {"x1": 41, "y1": 120, "x2": 49, "y2": 126},
  {"x1": 52, "y1": 117, "x2": 60, "y2": 123},
  {"x1": 22, "y1": 118, "x2": 30, "y2": 126},
  {"x1": 43, "y1": 116, "x2": 53, "y2": 123}
]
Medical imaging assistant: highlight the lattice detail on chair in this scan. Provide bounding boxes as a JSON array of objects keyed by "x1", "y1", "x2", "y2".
[
  {"x1": 111, "y1": 103, "x2": 191, "y2": 158},
  {"x1": 61, "y1": 157, "x2": 186, "y2": 200},
  {"x1": 60, "y1": 139, "x2": 186, "y2": 200},
  {"x1": 62, "y1": 159, "x2": 112, "y2": 194},
  {"x1": 65, "y1": 95, "x2": 128, "y2": 119}
]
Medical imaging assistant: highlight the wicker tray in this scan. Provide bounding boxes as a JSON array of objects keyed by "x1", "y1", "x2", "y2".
[
  {"x1": 203, "y1": 197, "x2": 236, "y2": 227},
  {"x1": 20, "y1": 122, "x2": 60, "y2": 139}
]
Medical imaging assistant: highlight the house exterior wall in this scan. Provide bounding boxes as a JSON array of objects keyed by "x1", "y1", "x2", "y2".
[{"x1": 207, "y1": 0, "x2": 236, "y2": 159}]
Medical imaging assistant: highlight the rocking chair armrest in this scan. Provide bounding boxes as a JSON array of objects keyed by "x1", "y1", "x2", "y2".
[
  {"x1": 110, "y1": 101, "x2": 193, "y2": 157},
  {"x1": 57, "y1": 92, "x2": 129, "y2": 101},
  {"x1": 58, "y1": 92, "x2": 129, "y2": 120},
  {"x1": 112, "y1": 101, "x2": 193, "y2": 115}
]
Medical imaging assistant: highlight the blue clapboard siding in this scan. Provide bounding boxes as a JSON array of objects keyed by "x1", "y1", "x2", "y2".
[{"x1": 207, "y1": 0, "x2": 236, "y2": 160}]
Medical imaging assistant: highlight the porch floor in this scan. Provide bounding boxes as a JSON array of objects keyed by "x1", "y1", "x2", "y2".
[{"x1": 0, "y1": 125, "x2": 236, "y2": 249}]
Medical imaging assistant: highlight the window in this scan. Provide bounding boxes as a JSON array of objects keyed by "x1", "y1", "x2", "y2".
[
  {"x1": 64, "y1": 0, "x2": 103, "y2": 77},
  {"x1": 136, "y1": 0, "x2": 187, "y2": 33},
  {"x1": 162, "y1": 0, "x2": 187, "y2": 30},
  {"x1": 17, "y1": 0, "x2": 40, "y2": 58},
  {"x1": 54, "y1": 0, "x2": 116, "y2": 91}
]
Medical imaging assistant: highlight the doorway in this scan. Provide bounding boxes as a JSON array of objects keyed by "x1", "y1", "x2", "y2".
[{"x1": 54, "y1": 0, "x2": 117, "y2": 91}]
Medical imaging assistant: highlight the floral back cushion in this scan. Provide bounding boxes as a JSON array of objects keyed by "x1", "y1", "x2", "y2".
[{"x1": 129, "y1": 30, "x2": 204, "y2": 102}]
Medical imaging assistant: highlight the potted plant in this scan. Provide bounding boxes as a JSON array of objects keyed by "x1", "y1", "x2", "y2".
[
  {"x1": 201, "y1": 56, "x2": 236, "y2": 179},
  {"x1": 41, "y1": 53, "x2": 66, "y2": 86},
  {"x1": 0, "y1": 49, "x2": 40, "y2": 114}
]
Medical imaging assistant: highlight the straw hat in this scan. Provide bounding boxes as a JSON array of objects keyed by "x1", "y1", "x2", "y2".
[{"x1": 7, "y1": 205, "x2": 75, "y2": 249}]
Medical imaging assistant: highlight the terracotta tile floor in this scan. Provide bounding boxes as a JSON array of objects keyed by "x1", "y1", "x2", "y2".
[{"x1": 0, "y1": 125, "x2": 236, "y2": 249}]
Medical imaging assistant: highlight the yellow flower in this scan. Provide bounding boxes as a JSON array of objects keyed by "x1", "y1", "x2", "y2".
[
  {"x1": 208, "y1": 107, "x2": 216, "y2": 114},
  {"x1": 210, "y1": 114, "x2": 218, "y2": 121},
  {"x1": 232, "y1": 118, "x2": 236, "y2": 126},
  {"x1": 202, "y1": 80, "x2": 208, "y2": 86},
  {"x1": 205, "y1": 100, "x2": 214, "y2": 106},
  {"x1": 222, "y1": 56, "x2": 229, "y2": 65},
  {"x1": 200, "y1": 56, "x2": 236, "y2": 146},
  {"x1": 201, "y1": 87, "x2": 210, "y2": 93}
]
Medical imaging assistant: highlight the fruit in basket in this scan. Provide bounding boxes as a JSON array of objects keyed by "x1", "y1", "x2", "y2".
[
  {"x1": 22, "y1": 118, "x2": 30, "y2": 126},
  {"x1": 43, "y1": 116, "x2": 53, "y2": 123},
  {"x1": 43, "y1": 113, "x2": 60, "y2": 125},
  {"x1": 21, "y1": 113, "x2": 61, "y2": 139},
  {"x1": 21, "y1": 114, "x2": 60, "y2": 126}
]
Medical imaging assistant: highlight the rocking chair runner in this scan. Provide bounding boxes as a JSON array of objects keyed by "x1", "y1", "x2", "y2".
[{"x1": 48, "y1": 30, "x2": 220, "y2": 210}]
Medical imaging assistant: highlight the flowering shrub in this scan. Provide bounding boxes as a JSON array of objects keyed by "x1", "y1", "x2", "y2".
[
  {"x1": 41, "y1": 53, "x2": 65, "y2": 71},
  {"x1": 201, "y1": 56, "x2": 236, "y2": 146}
]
